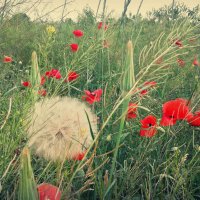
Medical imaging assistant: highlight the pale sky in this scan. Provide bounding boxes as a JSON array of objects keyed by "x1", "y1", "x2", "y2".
[{"x1": 18, "y1": 0, "x2": 200, "y2": 21}]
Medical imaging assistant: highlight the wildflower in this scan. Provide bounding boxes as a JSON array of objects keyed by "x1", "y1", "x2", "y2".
[
  {"x1": 171, "y1": 147, "x2": 179, "y2": 151},
  {"x1": 38, "y1": 89, "x2": 47, "y2": 96},
  {"x1": 73, "y1": 30, "x2": 83, "y2": 37},
  {"x1": 45, "y1": 69, "x2": 62, "y2": 79},
  {"x1": 46, "y1": 25, "x2": 56, "y2": 34},
  {"x1": 27, "y1": 96, "x2": 97, "y2": 161},
  {"x1": 66, "y1": 71, "x2": 79, "y2": 82},
  {"x1": 22, "y1": 81, "x2": 31, "y2": 87},
  {"x1": 193, "y1": 56, "x2": 199, "y2": 66},
  {"x1": 177, "y1": 58, "x2": 185, "y2": 67},
  {"x1": 70, "y1": 43, "x2": 79, "y2": 52},
  {"x1": 160, "y1": 98, "x2": 192, "y2": 126},
  {"x1": 126, "y1": 103, "x2": 137, "y2": 119},
  {"x1": 40, "y1": 76, "x2": 46, "y2": 85},
  {"x1": 98, "y1": 22, "x2": 103, "y2": 29},
  {"x1": 82, "y1": 89, "x2": 102, "y2": 104},
  {"x1": 3, "y1": 56, "x2": 13, "y2": 63},
  {"x1": 140, "y1": 89, "x2": 148, "y2": 97},
  {"x1": 73, "y1": 151, "x2": 86, "y2": 161},
  {"x1": 98, "y1": 22, "x2": 108, "y2": 30},
  {"x1": 174, "y1": 39, "x2": 183, "y2": 48},
  {"x1": 140, "y1": 115, "x2": 157, "y2": 137},
  {"x1": 37, "y1": 183, "x2": 61, "y2": 200},
  {"x1": 106, "y1": 134, "x2": 112, "y2": 141},
  {"x1": 187, "y1": 111, "x2": 200, "y2": 126},
  {"x1": 182, "y1": 153, "x2": 189, "y2": 162},
  {"x1": 144, "y1": 81, "x2": 157, "y2": 87}
]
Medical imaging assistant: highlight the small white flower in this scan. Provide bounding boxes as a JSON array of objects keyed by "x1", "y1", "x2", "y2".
[
  {"x1": 181, "y1": 154, "x2": 189, "y2": 163},
  {"x1": 27, "y1": 96, "x2": 97, "y2": 161},
  {"x1": 171, "y1": 147, "x2": 179, "y2": 151},
  {"x1": 154, "y1": 18, "x2": 159, "y2": 22}
]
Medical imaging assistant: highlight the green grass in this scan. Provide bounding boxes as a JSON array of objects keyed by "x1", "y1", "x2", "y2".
[{"x1": 0, "y1": 3, "x2": 200, "y2": 200}]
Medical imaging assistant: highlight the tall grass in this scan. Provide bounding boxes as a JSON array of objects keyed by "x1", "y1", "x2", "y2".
[{"x1": 0, "y1": 2, "x2": 200, "y2": 200}]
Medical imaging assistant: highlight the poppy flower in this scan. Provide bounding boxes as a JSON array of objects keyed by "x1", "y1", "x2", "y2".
[
  {"x1": 98, "y1": 22, "x2": 108, "y2": 30},
  {"x1": 144, "y1": 81, "x2": 157, "y2": 87},
  {"x1": 73, "y1": 30, "x2": 83, "y2": 37},
  {"x1": 66, "y1": 71, "x2": 79, "y2": 82},
  {"x1": 174, "y1": 39, "x2": 183, "y2": 48},
  {"x1": 140, "y1": 115, "x2": 157, "y2": 137},
  {"x1": 73, "y1": 151, "x2": 86, "y2": 161},
  {"x1": 193, "y1": 56, "x2": 199, "y2": 66},
  {"x1": 37, "y1": 183, "x2": 61, "y2": 200},
  {"x1": 45, "y1": 69, "x2": 62, "y2": 79},
  {"x1": 98, "y1": 22, "x2": 103, "y2": 29},
  {"x1": 160, "y1": 98, "x2": 192, "y2": 126},
  {"x1": 177, "y1": 58, "x2": 185, "y2": 67},
  {"x1": 82, "y1": 89, "x2": 102, "y2": 104},
  {"x1": 187, "y1": 111, "x2": 200, "y2": 126},
  {"x1": 22, "y1": 81, "x2": 31, "y2": 87},
  {"x1": 126, "y1": 103, "x2": 137, "y2": 119},
  {"x1": 70, "y1": 43, "x2": 79, "y2": 52},
  {"x1": 3, "y1": 56, "x2": 13, "y2": 63},
  {"x1": 40, "y1": 76, "x2": 46, "y2": 85},
  {"x1": 140, "y1": 89, "x2": 148, "y2": 97},
  {"x1": 38, "y1": 89, "x2": 47, "y2": 96},
  {"x1": 51, "y1": 69, "x2": 61, "y2": 79}
]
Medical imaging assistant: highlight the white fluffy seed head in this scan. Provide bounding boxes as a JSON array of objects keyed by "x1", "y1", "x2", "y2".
[{"x1": 27, "y1": 96, "x2": 97, "y2": 162}]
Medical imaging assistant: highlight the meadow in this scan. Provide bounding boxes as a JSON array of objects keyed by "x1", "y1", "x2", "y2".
[{"x1": 0, "y1": 2, "x2": 200, "y2": 200}]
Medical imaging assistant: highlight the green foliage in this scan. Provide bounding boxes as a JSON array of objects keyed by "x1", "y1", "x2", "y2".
[{"x1": 0, "y1": 3, "x2": 200, "y2": 200}]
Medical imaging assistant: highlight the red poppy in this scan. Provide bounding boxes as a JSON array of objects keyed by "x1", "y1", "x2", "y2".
[
  {"x1": 45, "y1": 69, "x2": 62, "y2": 79},
  {"x1": 98, "y1": 22, "x2": 108, "y2": 30},
  {"x1": 22, "y1": 81, "x2": 31, "y2": 87},
  {"x1": 66, "y1": 71, "x2": 79, "y2": 82},
  {"x1": 73, "y1": 151, "x2": 86, "y2": 161},
  {"x1": 37, "y1": 183, "x2": 61, "y2": 200},
  {"x1": 193, "y1": 56, "x2": 199, "y2": 66},
  {"x1": 82, "y1": 89, "x2": 102, "y2": 104},
  {"x1": 177, "y1": 58, "x2": 185, "y2": 67},
  {"x1": 126, "y1": 103, "x2": 137, "y2": 119},
  {"x1": 144, "y1": 81, "x2": 157, "y2": 87},
  {"x1": 187, "y1": 111, "x2": 200, "y2": 126},
  {"x1": 38, "y1": 89, "x2": 47, "y2": 96},
  {"x1": 174, "y1": 39, "x2": 183, "y2": 48},
  {"x1": 98, "y1": 22, "x2": 103, "y2": 29},
  {"x1": 160, "y1": 98, "x2": 192, "y2": 126},
  {"x1": 140, "y1": 115, "x2": 157, "y2": 137},
  {"x1": 140, "y1": 89, "x2": 148, "y2": 97},
  {"x1": 3, "y1": 56, "x2": 13, "y2": 63},
  {"x1": 70, "y1": 43, "x2": 79, "y2": 52},
  {"x1": 40, "y1": 76, "x2": 46, "y2": 85},
  {"x1": 73, "y1": 30, "x2": 83, "y2": 37}
]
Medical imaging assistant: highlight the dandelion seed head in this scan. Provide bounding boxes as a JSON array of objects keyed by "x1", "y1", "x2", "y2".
[{"x1": 27, "y1": 96, "x2": 97, "y2": 161}]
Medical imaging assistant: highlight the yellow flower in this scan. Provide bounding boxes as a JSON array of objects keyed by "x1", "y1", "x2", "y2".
[
  {"x1": 106, "y1": 134, "x2": 112, "y2": 141},
  {"x1": 46, "y1": 25, "x2": 56, "y2": 34}
]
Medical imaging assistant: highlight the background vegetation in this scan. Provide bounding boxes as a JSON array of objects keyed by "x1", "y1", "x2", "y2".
[{"x1": 0, "y1": 1, "x2": 200, "y2": 199}]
